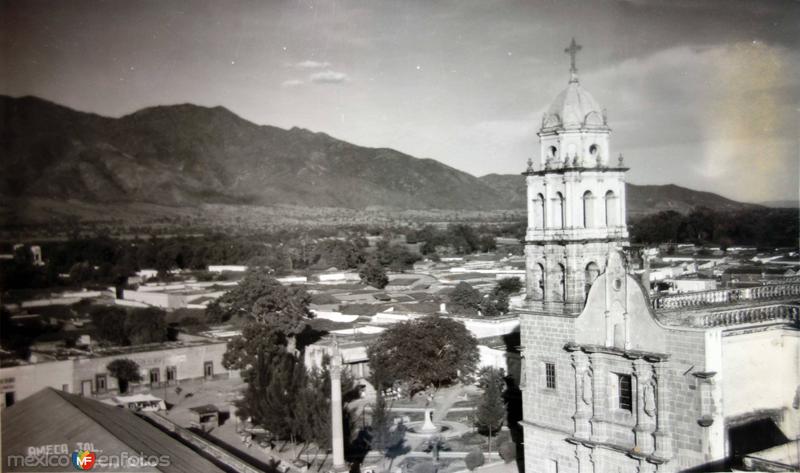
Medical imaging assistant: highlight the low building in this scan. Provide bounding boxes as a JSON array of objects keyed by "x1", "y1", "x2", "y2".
[
  {"x1": 665, "y1": 277, "x2": 718, "y2": 293},
  {"x1": 207, "y1": 265, "x2": 247, "y2": 272},
  {"x1": 120, "y1": 289, "x2": 189, "y2": 309},
  {"x1": 317, "y1": 272, "x2": 361, "y2": 283},
  {"x1": 0, "y1": 339, "x2": 235, "y2": 408}
]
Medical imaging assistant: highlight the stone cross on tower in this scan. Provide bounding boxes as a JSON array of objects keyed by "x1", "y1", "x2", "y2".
[{"x1": 565, "y1": 37, "x2": 582, "y2": 83}]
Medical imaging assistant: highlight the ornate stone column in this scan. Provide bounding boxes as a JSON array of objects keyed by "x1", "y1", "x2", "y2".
[
  {"x1": 633, "y1": 359, "x2": 656, "y2": 455},
  {"x1": 652, "y1": 362, "x2": 673, "y2": 460},
  {"x1": 572, "y1": 351, "x2": 592, "y2": 440},
  {"x1": 330, "y1": 337, "x2": 348, "y2": 472}
]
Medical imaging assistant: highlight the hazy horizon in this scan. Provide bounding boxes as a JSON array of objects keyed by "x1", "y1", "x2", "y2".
[{"x1": 2, "y1": 0, "x2": 798, "y2": 203}]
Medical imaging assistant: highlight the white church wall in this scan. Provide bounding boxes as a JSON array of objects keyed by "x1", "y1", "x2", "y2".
[{"x1": 721, "y1": 328, "x2": 800, "y2": 438}]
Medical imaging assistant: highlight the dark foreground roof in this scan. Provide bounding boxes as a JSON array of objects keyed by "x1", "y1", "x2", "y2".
[{"x1": 2, "y1": 388, "x2": 226, "y2": 472}]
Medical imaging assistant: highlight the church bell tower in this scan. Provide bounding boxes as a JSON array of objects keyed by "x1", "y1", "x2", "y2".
[{"x1": 524, "y1": 39, "x2": 629, "y2": 306}]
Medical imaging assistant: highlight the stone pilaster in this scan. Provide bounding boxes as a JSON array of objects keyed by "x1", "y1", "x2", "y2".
[
  {"x1": 575, "y1": 443, "x2": 594, "y2": 473},
  {"x1": 565, "y1": 244, "x2": 585, "y2": 305},
  {"x1": 652, "y1": 362, "x2": 673, "y2": 460},
  {"x1": 638, "y1": 459, "x2": 657, "y2": 473},
  {"x1": 633, "y1": 359, "x2": 656, "y2": 455},
  {"x1": 564, "y1": 176, "x2": 573, "y2": 228},
  {"x1": 572, "y1": 351, "x2": 592, "y2": 439},
  {"x1": 589, "y1": 352, "x2": 608, "y2": 443}
]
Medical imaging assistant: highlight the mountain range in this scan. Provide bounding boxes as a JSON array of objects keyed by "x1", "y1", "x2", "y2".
[{"x1": 0, "y1": 95, "x2": 763, "y2": 218}]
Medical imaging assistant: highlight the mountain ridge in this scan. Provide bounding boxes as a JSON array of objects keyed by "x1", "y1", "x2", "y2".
[{"x1": 0, "y1": 95, "x2": 763, "y2": 217}]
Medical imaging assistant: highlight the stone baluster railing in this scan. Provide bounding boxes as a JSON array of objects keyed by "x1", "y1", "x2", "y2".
[
  {"x1": 652, "y1": 282, "x2": 800, "y2": 310},
  {"x1": 699, "y1": 304, "x2": 800, "y2": 328}
]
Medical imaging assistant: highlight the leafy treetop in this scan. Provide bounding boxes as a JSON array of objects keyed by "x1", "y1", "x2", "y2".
[{"x1": 367, "y1": 314, "x2": 479, "y2": 395}]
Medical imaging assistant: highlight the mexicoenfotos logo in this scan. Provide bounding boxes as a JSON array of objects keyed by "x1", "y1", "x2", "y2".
[
  {"x1": 71, "y1": 450, "x2": 96, "y2": 470},
  {"x1": 7, "y1": 444, "x2": 171, "y2": 469}
]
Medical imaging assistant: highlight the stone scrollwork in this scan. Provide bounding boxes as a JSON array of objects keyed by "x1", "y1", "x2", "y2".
[
  {"x1": 581, "y1": 370, "x2": 592, "y2": 405},
  {"x1": 644, "y1": 380, "x2": 656, "y2": 417}
]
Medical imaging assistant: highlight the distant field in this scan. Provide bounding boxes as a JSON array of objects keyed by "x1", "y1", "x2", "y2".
[{"x1": 0, "y1": 197, "x2": 524, "y2": 239}]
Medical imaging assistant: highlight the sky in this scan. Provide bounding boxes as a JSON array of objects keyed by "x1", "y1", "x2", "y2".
[{"x1": 1, "y1": 0, "x2": 799, "y2": 203}]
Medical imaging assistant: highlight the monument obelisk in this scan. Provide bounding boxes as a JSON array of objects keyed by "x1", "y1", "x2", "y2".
[{"x1": 330, "y1": 336, "x2": 347, "y2": 472}]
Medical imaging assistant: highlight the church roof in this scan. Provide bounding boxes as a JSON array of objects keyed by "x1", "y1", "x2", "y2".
[
  {"x1": 541, "y1": 80, "x2": 607, "y2": 132},
  {"x1": 2, "y1": 388, "x2": 227, "y2": 472}
]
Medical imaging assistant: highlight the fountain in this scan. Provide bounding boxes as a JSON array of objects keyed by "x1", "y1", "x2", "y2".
[
  {"x1": 420, "y1": 409, "x2": 438, "y2": 433},
  {"x1": 404, "y1": 408, "x2": 460, "y2": 439}
]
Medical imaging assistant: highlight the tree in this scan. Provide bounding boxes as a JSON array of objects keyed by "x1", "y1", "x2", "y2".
[
  {"x1": 367, "y1": 315, "x2": 479, "y2": 396},
  {"x1": 449, "y1": 282, "x2": 482, "y2": 315},
  {"x1": 90, "y1": 306, "x2": 169, "y2": 346},
  {"x1": 234, "y1": 348, "x2": 304, "y2": 440},
  {"x1": 90, "y1": 306, "x2": 129, "y2": 346},
  {"x1": 68, "y1": 261, "x2": 95, "y2": 284},
  {"x1": 475, "y1": 367, "x2": 505, "y2": 436},
  {"x1": 359, "y1": 260, "x2": 389, "y2": 289},
  {"x1": 1, "y1": 309, "x2": 37, "y2": 360},
  {"x1": 478, "y1": 235, "x2": 497, "y2": 253},
  {"x1": 107, "y1": 359, "x2": 143, "y2": 394},
  {"x1": 370, "y1": 390, "x2": 403, "y2": 453},
  {"x1": 447, "y1": 224, "x2": 480, "y2": 254},
  {"x1": 125, "y1": 307, "x2": 169, "y2": 345},
  {"x1": 225, "y1": 322, "x2": 355, "y2": 454},
  {"x1": 493, "y1": 277, "x2": 522, "y2": 297},
  {"x1": 465, "y1": 449, "x2": 485, "y2": 471},
  {"x1": 478, "y1": 296, "x2": 500, "y2": 317},
  {"x1": 212, "y1": 269, "x2": 313, "y2": 353},
  {"x1": 311, "y1": 240, "x2": 365, "y2": 269},
  {"x1": 247, "y1": 248, "x2": 292, "y2": 276},
  {"x1": 374, "y1": 240, "x2": 421, "y2": 271}
]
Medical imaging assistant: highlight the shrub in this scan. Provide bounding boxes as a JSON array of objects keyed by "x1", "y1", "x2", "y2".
[
  {"x1": 413, "y1": 461, "x2": 436, "y2": 473},
  {"x1": 465, "y1": 449, "x2": 485, "y2": 471},
  {"x1": 498, "y1": 441, "x2": 516, "y2": 463},
  {"x1": 107, "y1": 358, "x2": 143, "y2": 394}
]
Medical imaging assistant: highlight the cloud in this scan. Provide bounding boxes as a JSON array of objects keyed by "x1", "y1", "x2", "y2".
[
  {"x1": 581, "y1": 42, "x2": 799, "y2": 201},
  {"x1": 294, "y1": 60, "x2": 331, "y2": 69},
  {"x1": 309, "y1": 70, "x2": 349, "y2": 84},
  {"x1": 281, "y1": 79, "x2": 304, "y2": 87}
]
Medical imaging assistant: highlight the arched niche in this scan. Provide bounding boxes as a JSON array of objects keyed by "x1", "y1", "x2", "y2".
[
  {"x1": 555, "y1": 263, "x2": 566, "y2": 302},
  {"x1": 533, "y1": 194, "x2": 545, "y2": 229},
  {"x1": 584, "y1": 261, "x2": 600, "y2": 298}
]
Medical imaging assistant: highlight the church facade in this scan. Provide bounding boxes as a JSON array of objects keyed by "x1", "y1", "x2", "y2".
[{"x1": 518, "y1": 41, "x2": 800, "y2": 473}]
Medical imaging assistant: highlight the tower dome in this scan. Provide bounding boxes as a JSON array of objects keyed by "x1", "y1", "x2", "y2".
[
  {"x1": 540, "y1": 37, "x2": 608, "y2": 132},
  {"x1": 541, "y1": 81, "x2": 607, "y2": 131}
]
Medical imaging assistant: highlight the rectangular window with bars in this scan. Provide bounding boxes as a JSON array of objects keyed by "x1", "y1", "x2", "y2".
[
  {"x1": 545, "y1": 362, "x2": 556, "y2": 389},
  {"x1": 618, "y1": 374, "x2": 632, "y2": 411}
]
